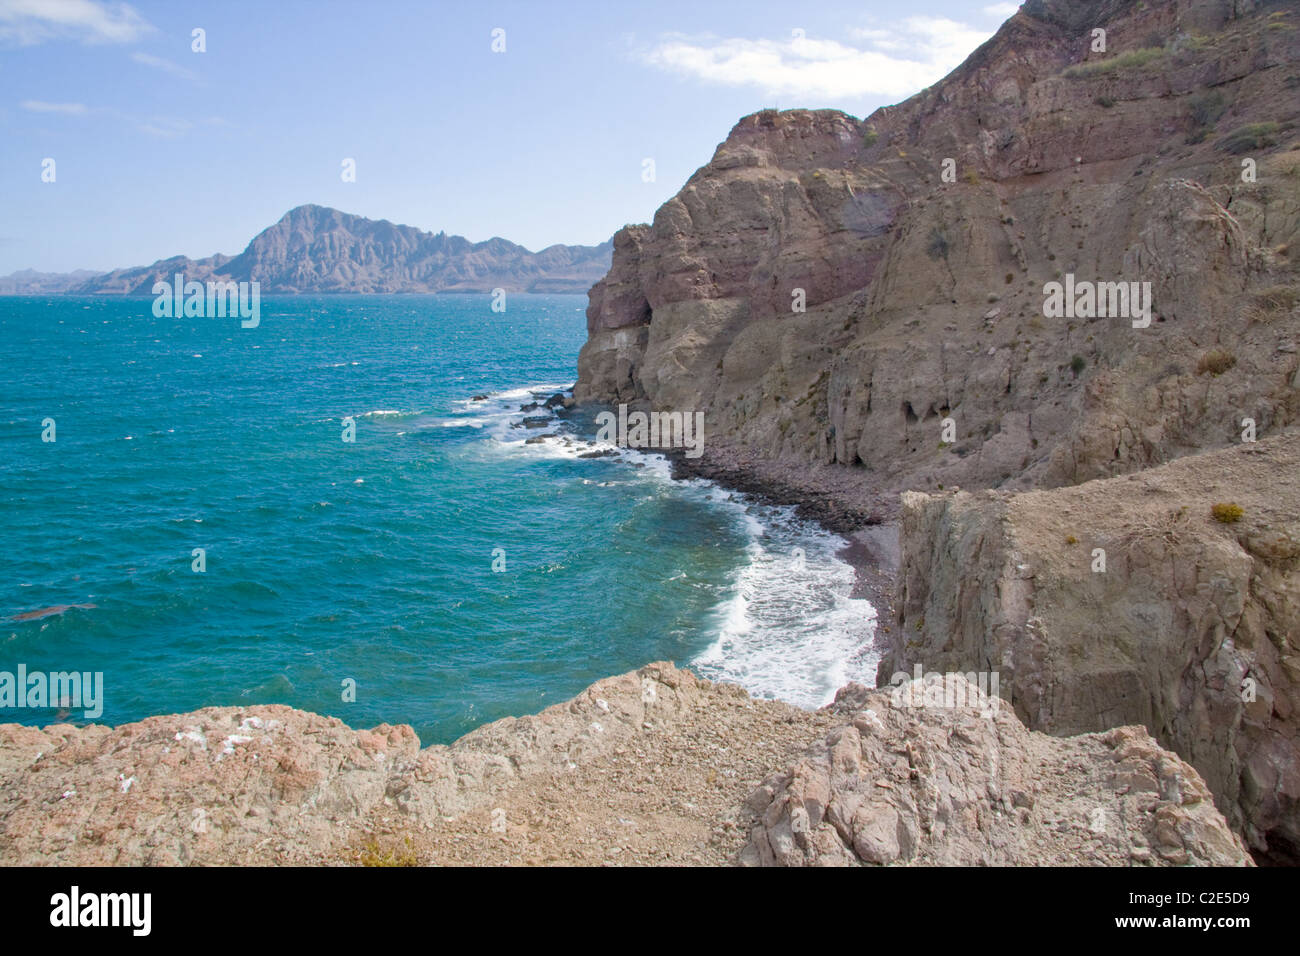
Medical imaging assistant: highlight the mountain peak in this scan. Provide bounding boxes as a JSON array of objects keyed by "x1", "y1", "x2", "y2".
[{"x1": 11, "y1": 207, "x2": 611, "y2": 296}]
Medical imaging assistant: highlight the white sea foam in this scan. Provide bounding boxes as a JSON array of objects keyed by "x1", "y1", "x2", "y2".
[
  {"x1": 691, "y1": 512, "x2": 878, "y2": 708},
  {"x1": 446, "y1": 382, "x2": 576, "y2": 453},
  {"x1": 605, "y1": 444, "x2": 879, "y2": 706},
  {"x1": 585, "y1": 441, "x2": 877, "y2": 706},
  {"x1": 470, "y1": 383, "x2": 879, "y2": 707}
]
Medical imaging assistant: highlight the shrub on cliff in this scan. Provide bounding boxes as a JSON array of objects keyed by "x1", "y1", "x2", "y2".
[
  {"x1": 1063, "y1": 47, "x2": 1165, "y2": 78},
  {"x1": 926, "y1": 228, "x2": 950, "y2": 260},
  {"x1": 1249, "y1": 285, "x2": 1298, "y2": 322},
  {"x1": 1217, "y1": 122, "x2": 1283, "y2": 154},
  {"x1": 1196, "y1": 348, "x2": 1236, "y2": 376},
  {"x1": 1187, "y1": 91, "x2": 1226, "y2": 143},
  {"x1": 1211, "y1": 502, "x2": 1244, "y2": 524}
]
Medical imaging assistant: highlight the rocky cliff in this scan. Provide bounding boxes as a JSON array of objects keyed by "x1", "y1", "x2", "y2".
[
  {"x1": 574, "y1": 0, "x2": 1300, "y2": 862},
  {"x1": 7, "y1": 205, "x2": 612, "y2": 296},
  {"x1": 577, "y1": 0, "x2": 1299, "y2": 500},
  {"x1": 880, "y1": 430, "x2": 1300, "y2": 862},
  {"x1": 0, "y1": 663, "x2": 1249, "y2": 866}
]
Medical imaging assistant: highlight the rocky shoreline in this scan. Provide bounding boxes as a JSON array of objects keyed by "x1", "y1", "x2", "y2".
[
  {"x1": 660, "y1": 437, "x2": 901, "y2": 624},
  {"x1": 569, "y1": 0, "x2": 1300, "y2": 864},
  {"x1": 3, "y1": 0, "x2": 1294, "y2": 867}
]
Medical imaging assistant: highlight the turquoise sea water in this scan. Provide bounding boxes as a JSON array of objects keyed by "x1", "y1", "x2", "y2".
[{"x1": 0, "y1": 295, "x2": 876, "y2": 744}]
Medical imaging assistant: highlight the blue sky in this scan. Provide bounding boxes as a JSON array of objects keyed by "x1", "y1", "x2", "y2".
[{"x1": 1, "y1": 0, "x2": 1021, "y2": 273}]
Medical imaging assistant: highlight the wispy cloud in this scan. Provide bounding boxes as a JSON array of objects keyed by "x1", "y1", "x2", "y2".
[
  {"x1": 130, "y1": 51, "x2": 199, "y2": 83},
  {"x1": 641, "y1": 15, "x2": 1005, "y2": 101},
  {"x1": 19, "y1": 97, "x2": 227, "y2": 138},
  {"x1": 0, "y1": 0, "x2": 152, "y2": 45},
  {"x1": 20, "y1": 99, "x2": 87, "y2": 114},
  {"x1": 983, "y1": 3, "x2": 1022, "y2": 18},
  {"x1": 113, "y1": 109, "x2": 228, "y2": 138}
]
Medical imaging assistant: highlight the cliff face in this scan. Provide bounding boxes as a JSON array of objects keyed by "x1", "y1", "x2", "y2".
[
  {"x1": 573, "y1": 0, "x2": 1300, "y2": 861},
  {"x1": 46, "y1": 205, "x2": 612, "y2": 295},
  {"x1": 879, "y1": 431, "x2": 1300, "y2": 862},
  {"x1": 0, "y1": 663, "x2": 1249, "y2": 866},
  {"x1": 576, "y1": 0, "x2": 1300, "y2": 498}
]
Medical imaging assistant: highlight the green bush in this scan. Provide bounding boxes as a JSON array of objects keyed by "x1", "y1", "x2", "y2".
[
  {"x1": 1186, "y1": 91, "x2": 1226, "y2": 143},
  {"x1": 1217, "y1": 122, "x2": 1282, "y2": 154},
  {"x1": 1211, "y1": 503, "x2": 1244, "y2": 524},
  {"x1": 1064, "y1": 47, "x2": 1165, "y2": 78}
]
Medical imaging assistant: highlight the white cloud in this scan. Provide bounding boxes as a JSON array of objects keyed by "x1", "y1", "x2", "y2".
[
  {"x1": 983, "y1": 3, "x2": 1022, "y2": 18},
  {"x1": 0, "y1": 0, "x2": 151, "y2": 45},
  {"x1": 642, "y1": 16, "x2": 1003, "y2": 101},
  {"x1": 19, "y1": 98, "x2": 226, "y2": 138},
  {"x1": 20, "y1": 99, "x2": 87, "y2": 114},
  {"x1": 131, "y1": 51, "x2": 198, "y2": 82}
]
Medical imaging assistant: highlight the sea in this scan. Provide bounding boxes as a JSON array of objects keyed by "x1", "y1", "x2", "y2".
[{"x1": 0, "y1": 294, "x2": 877, "y2": 744}]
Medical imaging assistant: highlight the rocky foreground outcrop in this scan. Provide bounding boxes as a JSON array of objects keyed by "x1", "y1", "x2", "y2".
[
  {"x1": 0, "y1": 663, "x2": 1249, "y2": 865},
  {"x1": 880, "y1": 429, "x2": 1300, "y2": 862},
  {"x1": 745, "y1": 680, "x2": 1249, "y2": 866}
]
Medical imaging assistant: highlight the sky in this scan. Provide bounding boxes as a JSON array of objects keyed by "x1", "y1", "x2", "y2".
[{"x1": 0, "y1": 0, "x2": 1023, "y2": 274}]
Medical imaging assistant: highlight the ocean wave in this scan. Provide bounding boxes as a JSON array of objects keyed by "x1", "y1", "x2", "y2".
[
  {"x1": 463, "y1": 381, "x2": 880, "y2": 708},
  {"x1": 482, "y1": 385, "x2": 877, "y2": 708},
  {"x1": 692, "y1": 516, "x2": 878, "y2": 708}
]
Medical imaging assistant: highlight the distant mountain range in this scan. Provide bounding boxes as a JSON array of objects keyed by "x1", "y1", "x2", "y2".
[{"x1": 0, "y1": 205, "x2": 612, "y2": 295}]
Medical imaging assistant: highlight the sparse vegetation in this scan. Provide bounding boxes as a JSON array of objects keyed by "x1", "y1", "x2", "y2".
[
  {"x1": 1217, "y1": 122, "x2": 1283, "y2": 155},
  {"x1": 1063, "y1": 46, "x2": 1165, "y2": 79},
  {"x1": 1211, "y1": 502, "x2": 1244, "y2": 524},
  {"x1": 863, "y1": 125, "x2": 879, "y2": 148},
  {"x1": 1249, "y1": 284, "x2": 1299, "y2": 322},
  {"x1": 1196, "y1": 348, "x2": 1236, "y2": 376},
  {"x1": 926, "y1": 228, "x2": 951, "y2": 261},
  {"x1": 1186, "y1": 90, "x2": 1226, "y2": 143},
  {"x1": 1175, "y1": 32, "x2": 1214, "y2": 52},
  {"x1": 963, "y1": 169, "x2": 980, "y2": 185},
  {"x1": 1070, "y1": 354, "x2": 1087, "y2": 377},
  {"x1": 1095, "y1": 95, "x2": 1117, "y2": 108},
  {"x1": 1065, "y1": 534, "x2": 1079, "y2": 545},
  {"x1": 352, "y1": 837, "x2": 419, "y2": 867}
]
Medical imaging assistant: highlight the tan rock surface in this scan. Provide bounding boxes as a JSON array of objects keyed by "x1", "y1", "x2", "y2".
[
  {"x1": 880, "y1": 429, "x2": 1300, "y2": 861},
  {"x1": 0, "y1": 663, "x2": 1249, "y2": 866},
  {"x1": 745, "y1": 678, "x2": 1251, "y2": 866}
]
